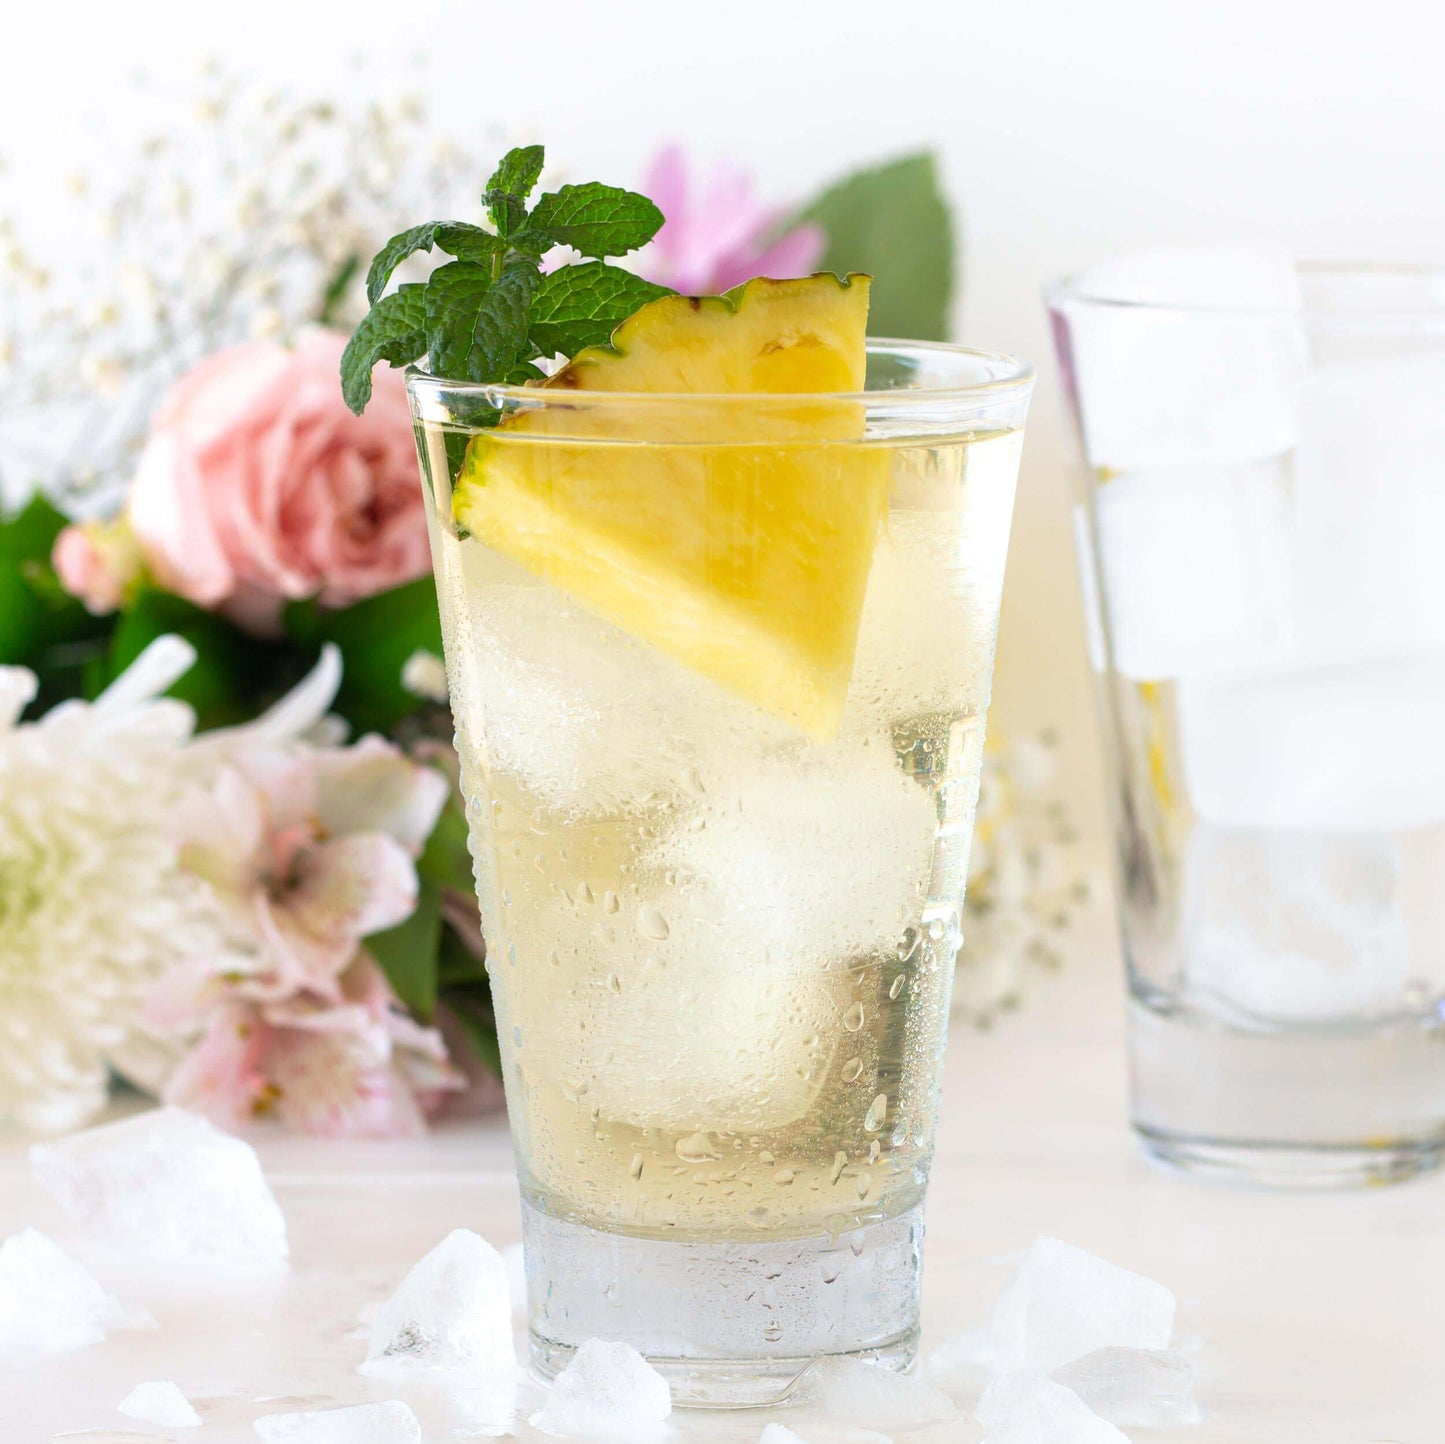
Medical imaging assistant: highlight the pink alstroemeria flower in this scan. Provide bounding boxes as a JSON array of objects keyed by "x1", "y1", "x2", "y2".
[
  {"x1": 634, "y1": 145, "x2": 826, "y2": 295},
  {"x1": 152, "y1": 735, "x2": 463, "y2": 1138}
]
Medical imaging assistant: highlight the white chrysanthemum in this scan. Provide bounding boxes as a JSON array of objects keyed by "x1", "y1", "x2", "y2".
[{"x1": 0, "y1": 638, "x2": 343, "y2": 1133}]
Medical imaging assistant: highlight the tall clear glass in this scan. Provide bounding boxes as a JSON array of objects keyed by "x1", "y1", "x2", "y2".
[
  {"x1": 407, "y1": 342, "x2": 1032, "y2": 1403},
  {"x1": 1048, "y1": 261, "x2": 1445, "y2": 1187}
]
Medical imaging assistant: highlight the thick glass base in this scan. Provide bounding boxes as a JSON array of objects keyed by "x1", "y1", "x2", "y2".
[
  {"x1": 521, "y1": 1198, "x2": 924, "y2": 1407},
  {"x1": 1129, "y1": 994, "x2": 1445, "y2": 1188}
]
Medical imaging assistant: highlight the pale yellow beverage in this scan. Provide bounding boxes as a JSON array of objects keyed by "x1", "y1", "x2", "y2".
[{"x1": 408, "y1": 339, "x2": 1031, "y2": 1402}]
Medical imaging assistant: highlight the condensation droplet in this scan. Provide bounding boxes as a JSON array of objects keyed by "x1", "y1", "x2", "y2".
[
  {"x1": 889, "y1": 973, "x2": 906, "y2": 1000},
  {"x1": 506, "y1": 942, "x2": 517, "y2": 967},
  {"x1": 759, "y1": 1150, "x2": 775, "y2": 1166},
  {"x1": 629, "y1": 1153, "x2": 644, "y2": 1180},
  {"x1": 637, "y1": 904, "x2": 670, "y2": 941},
  {"x1": 842, "y1": 1002, "x2": 865, "y2": 1032},
  {"x1": 512, "y1": 1026, "x2": 523, "y2": 1049},
  {"x1": 841, "y1": 1057, "x2": 864, "y2": 1083},
  {"x1": 869, "y1": 1139, "x2": 881, "y2": 1164},
  {"x1": 864, "y1": 1094, "x2": 888, "y2": 1132},
  {"x1": 607, "y1": 973, "x2": 622, "y2": 994},
  {"x1": 829, "y1": 1151, "x2": 847, "y2": 1185},
  {"x1": 578, "y1": 881, "x2": 594, "y2": 905},
  {"x1": 856, "y1": 1173, "x2": 871, "y2": 1200},
  {"x1": 775, "y1": 1168, "x2": 795, "y2": 1186},
  {"x1": 676, "y1": 1131, "x2": 721, "y2": 1164},
  {"x1": 603, "y1": 890, "x2": 620, "y2": 915},
  {"x1": 548, "y1": 949, "x2": 560, "y2": 968},
  {"x1": 763, "y1": 1321, "x2": 783, "y2": 1342},
  {"x1": 896, "y1": 926, "x2": 920, "y2": 962}
]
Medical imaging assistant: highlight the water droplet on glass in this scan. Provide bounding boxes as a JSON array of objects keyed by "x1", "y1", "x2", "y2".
[
  {"x1": 869, "y1": 1139, "x2": 881, "y2": 1164},
  {"x1": 856, "y1": 1173, "x2": 871, "y2": 1200},
  {"x1": 841, "y1": 1057, "x2": 864, "y2": 1083},
  {"x1": 775, "y1": 1168, "x2": 795, "y2": 1186},
  {"x1": 896, "y1": 926, "x2": 920, "y2": 962},
  {"x1": 829, "y1": 1151, "x2": 847, "y2": 1185},
  {"x1": 926, "y1": 916, "x2": 946, "y2": 941},
  {"x1": 889, "y1": 973, "x2": 906, "y2": 1000},
  {"x1": 763, "y1": 1321, "x2": 783, "y2": 1342},
  {"x1": 842, "y1": 1002, "x2": 865, "y2": 1032},
  {"x1": 759, "y1": 1150, "x2": 774, "y2": 1166},
  {"x1": 676, "y1": 1131, "x2": 721, "y2": 1164},
  {"x1": 548, "y1": 949, "x2": 560, "y2": 968},
  {"x1": 864, "y1": 1094, "x2": 888, "y2": 1132},
  {"x1": 606, "y1": 973, "x2": 622, "y2": 994},
  {"x1": 629, "y1": 1153, "x2": 644, "y2": 1180},
  {"x1": 506, "y1": 942, "x2": 517, "y2": 967},
  {"x1": 578, "y1": 881, "x2": 594, "y2": 905},
  {"x1": 637, "y1": 904, "x2": 670, "y2": 941},
  {"x1": 603, "y1": 890, "x2": 620, "y2": 915},
  {"x1": 512, "y1": 1026, "x2": 522, "y2": 1049}
]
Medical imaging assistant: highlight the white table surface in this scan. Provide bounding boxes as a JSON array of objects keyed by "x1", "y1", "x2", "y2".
[{"x1": 4, "y1": 927, "x2": 1442, "y2": 1443}]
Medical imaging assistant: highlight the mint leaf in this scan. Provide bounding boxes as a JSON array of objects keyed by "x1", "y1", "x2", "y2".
[
  {"x1": 341, "y1": 283, "x2": 427, "y2": 413},
  {"x1": 487, "y1": 144, "x2": 545, "y2": 204},
  {"x1": 425, "y1": 260, "x2": 539, "y2": 383},
  {"x1": 366, "y1": 222, "x2": 504, "y2": 303},
  {"x1": 799, "y1": 152, "x2": 953, "y2": 341},
  {"x1": 529, "y1": 262, "x2": 672, "y2": 355},
  {"x1": 527, "y1": 184, "x2": 663, "y2": 258}
]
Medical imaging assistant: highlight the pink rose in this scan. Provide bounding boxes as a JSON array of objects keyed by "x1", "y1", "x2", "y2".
[{"x1": 128, "y1": 328, "x2": 429, "y2": 629}]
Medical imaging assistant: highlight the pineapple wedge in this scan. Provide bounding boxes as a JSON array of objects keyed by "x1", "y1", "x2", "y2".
[{"x1": 452, "y1": 274, "x2": 886, "y2": 739}]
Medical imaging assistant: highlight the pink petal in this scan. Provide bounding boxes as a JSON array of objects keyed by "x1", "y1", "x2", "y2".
[
  {"x1": 748, "y1": 221, "x2": 828, "y2": 282},
  {"x1": 162, "y1": 1003, "x2": 271, "y2": 1127},
  {"x1": 641, "y1": 144, "x2": 691, "y2": 261},
  {"x1": 313, "y1": 737, "x2": 449, "y2": 854},
  {"x1": 284, "y1": 833, "x2": 419, "y2": 947},
  {"x1": 267, "y1": 1029, "x2": 427, "y2": 1139}
]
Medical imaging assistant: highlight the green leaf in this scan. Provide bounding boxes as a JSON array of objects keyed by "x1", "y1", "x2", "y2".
[
  {"x1": 366, "y1": 873, "x2": 442, "y2": 1019},
  {"x1": 798, "y1": 152, "x2": 954, "y2": 341},
  {"x1": 425, "y1": 261, "x2": 539, "y2": 383},
  {"x1": 449, "y1": 994, "x2": 503, "y2": 1079},
  {"x1": 317, "y1": 252, "x2": 361, "y2": 326},
  {"x1": 527, "y1": 184, "x2": 664, "y2": 259},
  {"x1": 528, "y1": 262, "x2": 672, "y2": 355},
  {"x1": 418, "y1": 799, "x2": 476, "y2": 895},
  {"x1": 340, "y1": 284, "x2": 427, "y2": 413},
  {"x1": 485, "y1": 191, "x2": 527, "y2": 240},
  {"x1": 284, "y1": 575, "x2": 443, "y2": 736},
  {"x1": 487, "y1": 144, "x2": 546, "y2": 204},
  {"x1": 365, "y1": 223, "x2": 505, "y2": 305}
]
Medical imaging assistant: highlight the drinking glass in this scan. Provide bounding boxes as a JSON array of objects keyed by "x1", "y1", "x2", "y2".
[
  {"x1": 407, "y1": 341, "x2": 1032, "y2": 1402},
  {"x1": 1048, "y1": 260, "x2": 1445, "y2": 1186}
]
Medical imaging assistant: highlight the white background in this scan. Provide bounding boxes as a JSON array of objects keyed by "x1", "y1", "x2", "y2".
[{"x1": 4, "y1": 0, "x2": 1443, "y2": 852}]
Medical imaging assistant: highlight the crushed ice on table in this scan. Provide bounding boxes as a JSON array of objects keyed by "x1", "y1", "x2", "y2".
[
  {"x1": 1055, "y1": 1345, "x2": 1202, "y2": 1428},
  {"x1": 30, "y1": 1107, "x2": 288, "y2": 1272},
  {"x1": 0, "y1": 1227, "x2": 130, "y2": 1354},
  {"x1": 363, "y1": 1228, "x2": 513, "y2": 1378},
  {"x1": 530, "y1": 1337, "x2": 671, "y2": 1437},
  {"x1": 252, "y1": 1399, "x2": 421, "y2": 1443},
  {"x1": 501, "y1": 1241, "x2": 526, "y2": 1316},
  {"x1": 971, "y1": 1237, "x2": 1175, "y2": 1375},
  {"x1": 118, "y1": 1379, "x2": 203, "y2": 1428},
  {"x1": 797, "y1": 1357, "x2": 955, "y2": 1430},
  {"x1": 924, "y1": 1326, "x2": 995, "y2": 1391},
  {"x1": 1180, "y1": 827, "x2": 1410, "y2": 1023},
  {"x1": 976, "y1": 1373, "x2": 1128, "y2": 1444}
]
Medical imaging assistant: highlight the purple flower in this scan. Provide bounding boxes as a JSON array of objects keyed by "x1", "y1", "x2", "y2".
[{"x1": 635, "y1": 145, "x2": 826, "y2": 295}]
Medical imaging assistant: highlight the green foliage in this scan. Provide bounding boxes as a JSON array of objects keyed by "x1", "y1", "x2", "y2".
[
  {"x1": 367, "y1": 872, "x2": 443, "y2": 1019},
  {"x1": 799, "y1": 152, "x2": 955, "y2": 341},
  {"x1": 284, "y1": 575, "x2": 443, "y2": 737},
  {"x1": 343, "y1": 144, "x2": 670, "y2": 415}
]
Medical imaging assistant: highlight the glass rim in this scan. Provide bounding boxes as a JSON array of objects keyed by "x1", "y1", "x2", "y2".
[
  {"x1": 1044, "y1": 259, "x2": 1445, "y2": 322},
  {"x1": 403, "y1": 336, "x2": 1035, "y2": 410}
]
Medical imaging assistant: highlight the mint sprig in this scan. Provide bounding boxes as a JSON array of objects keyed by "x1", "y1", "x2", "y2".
[{"x1": 342, "y1": 145, "x2": 671, "y2": 415}]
